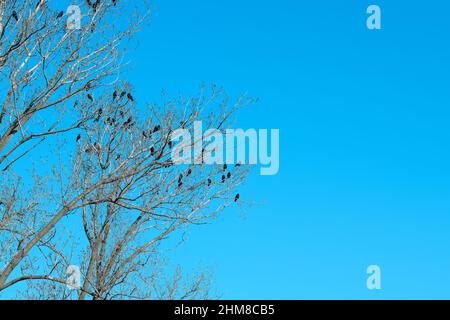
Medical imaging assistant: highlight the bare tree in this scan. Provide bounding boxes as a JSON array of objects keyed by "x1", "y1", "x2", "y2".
[
  {"x1": 0, "y1": 1, "x2": 253, "y2": 299},
  {"x1": 1, "y1": 84, "x2": 252, "y2": 299}
]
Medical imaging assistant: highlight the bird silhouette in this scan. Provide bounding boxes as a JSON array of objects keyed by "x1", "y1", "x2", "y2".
[
  {"x1": 235, "y1": 194, "x2": 240, "y2": 202},
  {"x1": 113, "y1": 91, "x2": 118, "y2": 100},
  {"x1": 57, "y1": 11, "x2": 64, "y2": 18},
  {"x1": 223, "y1": 164, "x2": 227, "y2": 171},
  {"x1": 12, "y1": 10, "x2": 18, "y2": 21},
  {"x1": 127, "y1": 93, "x2": 134, "y2": 102},
  {"x1": 207, "y1": 178, "x2": 212, "y2": 186},
  {"x1": 221, "y1": 175, "x2": 226, "y2": 183},
  {"x1": 87, "y1": 94, "x2": 93, "y2": 102},
  {"x1": 76, "y1": 134, "x2": 81, "y2": 142},
  {"x1": 227, "y1": 172, "x2": 231, "y2": 179}
]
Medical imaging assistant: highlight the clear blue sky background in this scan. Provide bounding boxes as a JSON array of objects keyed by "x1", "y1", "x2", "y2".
[{"x1": 121, "y1": 0, "x2": 450, "y2": 299}]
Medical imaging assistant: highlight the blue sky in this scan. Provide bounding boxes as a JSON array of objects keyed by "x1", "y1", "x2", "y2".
[{"x1": 121, "y1": 0, "x2": 450, "y2": 299}]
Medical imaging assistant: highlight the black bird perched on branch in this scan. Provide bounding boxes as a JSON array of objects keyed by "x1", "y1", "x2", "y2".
[
  {"x1": 187, "y1": 169, "x2": 192, "y2": 176},
  {"x1": 127, "y1": 93, "x2": 134, "y2": 102},
  {"x1": 76, "y1": 134, "x2": 81, "y2": 142},
  {"x1": 153, "y1": 125, "x2": 161, "y2": 133},
  {"x1": 207, "y1": 179, "x2": 212, "y2": 187},
  {"x1": 227, "y1": 172, "x2": 231, "y2": 179},
  {"x1": 223, "y1": 164, "x2": 227, "y2": 171},
  {"x1": 221, "y1": 175, "x2": 226, "y2": 183},
  {"x1": 120, "y1": 91, "x2": 126, "y2": 98},
  {"x1": 12, "y1": 10, "x2": 18, "y2": 21},
  {"x1": 57, "y1": 11, "x2": 64, "y2": 18},
  {"x1": 113, "y1": 91, "x2": 118, "y2": 100},
  {"x1": 87, "y1": 94, "x2": 93, "y2": 102},
  {"x1": 92, "y1": 0, "x2": 100, "y2": 12},
  {"x1": 235, "y1": 194, "x2": 240, "y2": 202}
]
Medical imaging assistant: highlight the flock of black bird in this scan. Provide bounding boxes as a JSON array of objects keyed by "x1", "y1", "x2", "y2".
[
  {"x1": 5, "y1": 1, "x2": 241, "y2": 203},
  {"x1": 86, "y1": 0, "x2": 119, "y2": 12},
  {"x1": 8, "y1": 0, "x2": 119, "y2": 25},
  {"x1": 175, "y1": 163, "x2": 240, "y2": 202}
]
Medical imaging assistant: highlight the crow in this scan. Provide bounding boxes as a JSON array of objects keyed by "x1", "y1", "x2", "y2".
[
  {"x1": 127, "y1": 93, "x2": 134, "y2": 102},
  {"x1": 207, "y1": 178, "x2": 212, "y2": 186},
  {"x1": 120, "y1": 91, "x2": 126, "y2": 98},
  {"x1": 113, "y1": 90, "x2": 118, "y2": 100},
  {"x1": 187, "y1": 168, "x2": 192, "y2": 176},
  {"x1": 235, "y1": 194, "x2": 240, "y2": 202},
  {"x1": 12, "y1": 10, "x2": 18, "y2": 21},
  {"x1": 221, "y1": 175, "x2": 226, "y2": 183},
  {"x1": 57, "y1": 11, "x2": 64, "y2": 18},
  {"x1": 150, "y1": 147, "x2": 155, "y2": 156},
  {"x1": 227, "y1": 172, "x2": 231, "y2": 179},
  {"x1": 223, "y1": 164, "x2": 227, "y2": 171},
  {"x1": 76, "y1": 134, "x2": 81, "y2": 142},
  {"x1": 87, "y1": 94, "x2": 93, "y2": 102},
  {"x1": 92, "y1": 0, "x2": 100, "y2": 12}
]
